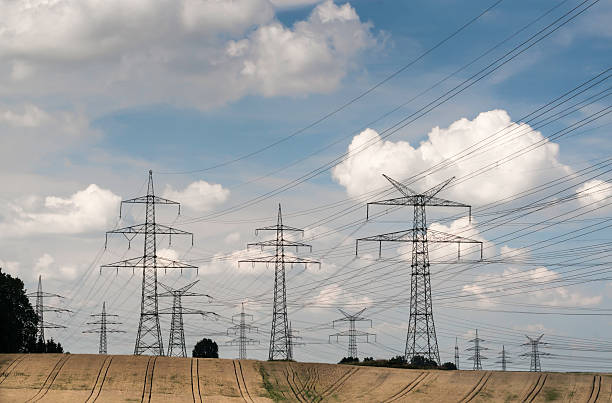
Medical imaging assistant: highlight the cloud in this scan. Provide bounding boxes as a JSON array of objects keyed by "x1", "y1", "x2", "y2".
[
  {"x1": 0, "y1": 0, "x2": 375, "y2": 108},
  {"x1": 575, "y1": 179, "x2": 612, "y2": 206},
  {"x1": 163, "y1": 180, "x2": 229, "y2": 212},
  {"x1": 32, "y1": 253, "x2": 78, "y2": 281},
  {"x1": 224, "y1": 232, "x2": 241, "y2": 244},
  {"x1": 270, "y1": 0, "x2": 323, "y2": 8},
  {"x1": 0, "y1": 184, "x2": 121, "y2": 237},
  {"x1": 310, "y1": 283, "x2": 372, "y2": 308},
  {"x1": 332, "y1": 110, "x2": 571, "y2": 205}
]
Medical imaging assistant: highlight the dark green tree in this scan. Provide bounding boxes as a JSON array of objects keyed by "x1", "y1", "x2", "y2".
[
  {"x1": 338, "y1": 356, "x2": 359, "y2": 364},
  {"x1": 410, "y1": 355, "x2": 438, "y2": 368},
  {"x1": 440, "y1": 362, "x2": 457, "y2": 370},
  {"x1": 0, "y1": 269, "x2": 38, "y2": 353},
  {"x1": 192, "y1": 338, "x2": 218, "y2": 358}
]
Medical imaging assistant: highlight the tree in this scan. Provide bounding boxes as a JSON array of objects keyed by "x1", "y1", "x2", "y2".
[
  {"x1": 0, "y1": 269, "x2": 38, "y2": 353},
  {"x1": 410, "y1": 355, "x2": 438, "y2": 368},
  {"x1": 192, "y1": 338, "x2": 218, "y2": 358},
  {"x1": 339, "y1": 356, "x2": 359, "y2": 364},
  {"x1": 440, "y1": 362, "x2": 457, "y2": 370}
]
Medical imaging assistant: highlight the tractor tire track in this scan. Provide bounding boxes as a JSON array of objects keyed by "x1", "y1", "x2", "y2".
[
  {"x1": 284, "y1": 366, "x2": 307, "y2": 403},
  {"x1": 26, "y1": 354, "x2": 70, "y2": 402},
  {"x1": 382, "y1": 371, "x2": 429, "y2": 403},
  {"x1": 522, "y1": 373, "x2": 548, "y2": 403},
  {"x1": 587, "y1": 375, "x2": 602, "y2": 403},
  {"x1": 238, "y1": 361, "x2": 254, "y2": 403},
  {"x1": 458, "y1": 371, "x2": 492, "y2": 403},
  {"x1": 191, "y1": 358, "x2": 202, "y2": 403},
  {"x1": 0, "y1": 355, "x2": 25, "y2": 386},
  {"x1": 316, "y1": 367, "x2": 359, "y2": 402},
  {"x1": 232, "y1": 360, "x2": 253, "y2": 403},
  {"x1": 85, "y1": 356, "x2": 113, "y2": 403},
  {"x1": 140, "y1": 356, "x2": 157, "y2": 403}
]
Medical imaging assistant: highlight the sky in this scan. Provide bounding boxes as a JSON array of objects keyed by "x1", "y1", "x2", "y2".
[{"x1": 1, "y1": 0, "x2": 611, "y2": 371}]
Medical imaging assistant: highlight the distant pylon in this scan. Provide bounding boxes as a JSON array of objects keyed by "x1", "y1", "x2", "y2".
[
  {"x1": 102, "y1": 170, "x2": 197, "y2": 356},
  {"x1": 495, "y1": 345, "x2": 512, "y2": 371},
  {"x1": 287, "y1": 321, "x2": 304, "y2": 360},
  {"x1": 454, "y1": 338, "x2": 460, "y2": 369},
  {"x1": 227, "y1": 302, "x2": 258, "y2": 359},
  {"x1": 26, "y1": 275, "x2": 71, "y2": 349},
  {"x1": 239, "y1": 204, "x2": 320, "y2": 361},
  {"x1": 329, "y1": 308, "x2": 376, "y2": 359},
  {"x1": 467, "y1": 329, "x2": 488, "y2": 370},
  {"x1": 83, "y1": 302, "x2": 125, "y2": 354},
  {"x1": 158, "y1": 280, "x2": 215, "y2": 358},
  {"x1": 521, "y1": 334, "x2": 549, "y2": 372},
  {"x1": 356, "y1": 175, "x2": 482, "y2": 365}
]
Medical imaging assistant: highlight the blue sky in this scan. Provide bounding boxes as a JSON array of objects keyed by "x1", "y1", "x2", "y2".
[{"x1": 0, "y1": 0, "x2": 611, "y2": 370}]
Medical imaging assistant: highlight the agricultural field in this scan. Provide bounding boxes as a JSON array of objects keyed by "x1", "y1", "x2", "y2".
[{"x1": 0, "y1": 354, "x2": 610, "y2": 402}]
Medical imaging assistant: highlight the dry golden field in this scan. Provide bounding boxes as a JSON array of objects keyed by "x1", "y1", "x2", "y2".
[{"x1": 0, "y1": 354, "x2": 610, "y2": 402}]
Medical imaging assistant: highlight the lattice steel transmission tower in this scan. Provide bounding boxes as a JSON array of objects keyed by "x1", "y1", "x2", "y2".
[
  {"x1": 329, "y1": 308, "x2": 376, "y2": 359},
  {"x1": 83, "y1": 302, "x2": 125, "y2": 354},
  {"x1": 227, "y1": 302, "x2": 258, "y2": 359},
  {"x1": 454, "y1": 337, "x2": 460, "y2": 369},
  {"x1": 159, "y1": 280, "x2": 214, "y2": 357},
  {"x1": 495, "y1": 345, "x2": 511, "y2": 371},
  {"x1": 356, "y1": 175, "x2": 482, "y2": 365},
  {"x1": 239, "y1": 204, "x2": 319, "y2": 361},
  {"x1": 26, "y1": 275, "x2": 71, "y2": 348},
  {"x1": 521, "y1": 334, "x2": 549, "y2": 372},
  {"x1": 467, "y1": 329, "x2": 488, "y2": 370},
  {"x1": 102, "y1": 170, "x2": 197, "y2": 356}
]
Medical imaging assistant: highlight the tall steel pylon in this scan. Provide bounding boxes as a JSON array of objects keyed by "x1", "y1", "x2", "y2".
[
  {"x1": 521, "y1": 334, "x2": 548, "y2": 372},
  {"x1": 83, "y1": 302, "x2": 125, "y2": 354},
  {"x1": 239, "y1": 204, "x2": 319, "y2": 361},
  {"x1": 26, "y1": 275, "x2": 71, "y2": 348},
  {"x1": 159, "y1": 280, "x2": 214, "y2": 357},
  {"x1": 467, "y1": 329, "x2": 488, "y2": 370},
  {"x1": 454, "y1": 337, "x2": 460, "y2": 369},
  {"x1": 329, "y1": 308, "x2": 376, "y2": 359},
  {"x1": 495, "y1": 345, "x2": 511, "y2": 371},
  {"x1": 102, "y1": 170, "x2": 197, "y2": 356},
  {"x1": 227, "y1": 302, "x2": 258, "y2": 359},
  {"x1": 356, "y1": 175, "x2": 482, "y2": 365}
]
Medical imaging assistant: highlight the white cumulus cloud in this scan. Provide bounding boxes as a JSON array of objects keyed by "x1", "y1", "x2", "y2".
[
  {"x1": 575, "y1": 179, "x2": 612, "y2": 206},
  {"x1": 163, "y1": 180, "x2": 229, "y2": 212},
  {"x1": 332, "y1": 110, "x2": 570, "y2": 205},
  {"x1": 0, "y1": 184, "x2": 121, "y2": 237}
]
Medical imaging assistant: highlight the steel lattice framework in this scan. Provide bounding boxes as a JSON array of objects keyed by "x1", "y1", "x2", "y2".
[
  {"x1": 329, "y1": 308, "x2": 376, "y2": 359},
  {"x1": 454, "y1": 337, "x2": 460, "y2": 370},
  {"x1": 26, "y1": 275, "x2": 71, "y2": 349},
  {"x1": 356, "y1": 175, "x2": 482, "y2": 365},
  {"x1": 495, "y1": 345, "x2": 512, "y2": 371},
  {"x1": 227, "y1": 302, "x2": 258, "y2": 359},
  {"x1": 101, "y1": 170, "x2": 197, "y2": 356},
  {"x1": 239, "y1": 204, "x2": 319, "y2": 361},
  {"x1": 467, "y1": 329, "x2": 488, "y2": 370},
  {"x1": 521, "y1": 334, "x2": 549, "y2": 372},
  {"x1": 83, "y1": 302, "x2": 125, "y2": 354},
  {"x1": 158, "y1": 280, "x2": 215, "y2": 358}
]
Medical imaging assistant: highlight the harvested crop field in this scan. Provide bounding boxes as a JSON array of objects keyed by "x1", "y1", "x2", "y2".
[{"x1": 0, "y1": 354, "x2": 610, "y2": 402}]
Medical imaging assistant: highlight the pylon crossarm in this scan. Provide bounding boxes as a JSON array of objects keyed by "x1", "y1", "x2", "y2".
[
  {"x1": 239, "y1": 256, "x2": 321, "y2": 267},
  {"x1": 254, "y1": 224, "x2": 304, "y2": 235},
  {"x1": 36, "y1": 305, "x2": 72, "y2": 313},
  {"x1": 247, "y1": 239, "x2": 312, "y2": 252},
  {"x1": 26, "y1": 291, "x2": 64, "y2": 298},
  {"x1": 106, "y1": 223, "x2": 193, "y2": 247},
  {"x1": 102, "y1": 256, "x2": 197, "y2": 270},
  {"x1": 38, "y1": 320, "x2": 66, "y2": 329},
  {"x1": 422, "y1": 176, "x2": 456, "y2": 200}
]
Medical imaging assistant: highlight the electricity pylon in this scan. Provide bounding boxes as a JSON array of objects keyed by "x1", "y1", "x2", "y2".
[
  {"x1": 102, "y1": 170, "x2": 197, "y2": 356},
  {"x1": 329, "y1": 308, "x2": 376, "y2": 359},
  {"x1": 454, "y1": 338, "x2": 460, "y2": 369},
  {"x1": 26, "y1": 275, "x2": 71, "y2": 349},
  {"x1": 82, "y1": 302, "x2": 125, "y2": 354},
  {"x1": 467, "y1": 329, "x2": 488, "y2": 370},
  {"x1": 521, "y1": 334, "x2": 549, "y2": 372},
  {"x1": 495, "y1": 345, "x2": 511, "y2": 371},
  {"x1": 239, "y1": 204, "x2": 320, "y2": 361},
  {"x1": 356, "y1": 175, "x2": 482, "y2": 365},
  {"x1": 287, "y1": 321, "x2": 304, "y2": 360},
  {"x1": 227, "y1": 302, "x2": 258, "y2": 359},
  {"x1": 158, "y1": 280, "x2": 215, "y2": 357}
]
